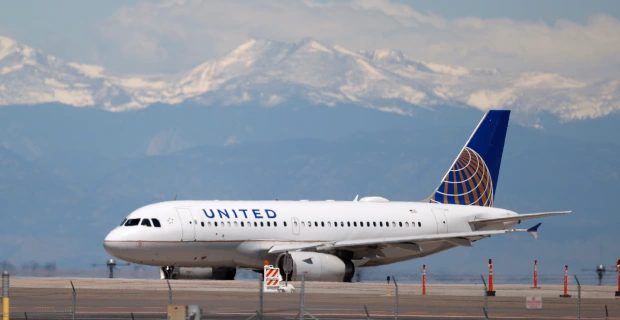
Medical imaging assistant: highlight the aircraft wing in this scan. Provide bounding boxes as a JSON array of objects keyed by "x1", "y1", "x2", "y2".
[
  {"x1": 268, "y1": 224, "x2": 541, "y2": 254},
  {"x1": 471, "y1": 211, "x2": 570, "y2": 225}
]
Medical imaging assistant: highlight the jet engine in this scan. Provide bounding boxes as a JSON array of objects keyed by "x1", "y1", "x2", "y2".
[
  {"x1": 160, "y1": 267, "x2": 236, "y2": 280},
  {"x1": 279, "y1": 252, "x2": 355, "y2": 282}
]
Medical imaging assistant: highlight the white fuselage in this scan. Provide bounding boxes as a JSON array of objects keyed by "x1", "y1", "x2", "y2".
[{"x1": 103, "y1": 200, "x2": 518, "y2": 269}]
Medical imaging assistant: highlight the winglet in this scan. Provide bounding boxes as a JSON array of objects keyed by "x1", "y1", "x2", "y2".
[
  {"x1": 527, "y1": 223, "x2": 542, "y2": 239},
  {"x1": 353, "y1": 195, "x2": 359, "y2": 202}
]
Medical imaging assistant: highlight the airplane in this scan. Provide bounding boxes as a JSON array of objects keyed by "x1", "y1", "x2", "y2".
[{"x1": 103, "y1": 110, "x2": 570, "y2": 282}]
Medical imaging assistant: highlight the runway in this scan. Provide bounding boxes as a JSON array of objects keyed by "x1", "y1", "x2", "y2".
[{"x1": 5, "y1": 278, "x2": 620, "y2": 319}]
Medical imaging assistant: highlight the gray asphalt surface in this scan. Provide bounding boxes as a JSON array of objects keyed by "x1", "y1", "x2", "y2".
[{"x1": 3, "y1": 278, "x2": 619, "y2": 319}]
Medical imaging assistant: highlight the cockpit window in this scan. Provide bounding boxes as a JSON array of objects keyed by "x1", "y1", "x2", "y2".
[
  {"x1": 141, "y1": 219, "x2": 152, "y2": 227},
  {"x1": 152, "y1": 219, "x2": 161, "y2": 228},
  {"x1": 120, "y1": 219, "x2": 127, "y2": 226},
  {"x1": 124, "y1": 219, "x2": 141, "y2": 227}
]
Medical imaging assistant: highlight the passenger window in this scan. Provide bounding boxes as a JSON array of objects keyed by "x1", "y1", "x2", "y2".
[
  {"x1": 340, "y1": 222, "x2": 344, "y2": 227},
  {"x1": 214, "y1": 222, "x2": 218, "y2": 227},
  {"x1": 260, "y1": 222, "x2": 264, "y2": 227},
  {"x1": 120, "y1": 219, "x2": 127, "y2": 226},
  {"x1": 386, "y1": 221, "x2": 389, "y2": 227},
  {"x1": 234, "y1": 221, "x2": 238, "y2": 227},
  {"x1": 274, "y1": 222, "x2": 278, "y2": 227},
  {"x1": 247, "y1": 221, "x2": 251, "y2": 227},
  {"x1": 223, "y1": 221, "x2": 226, "y2": 227},
  {"x1": 379, "y1": 221, "x2": 383, "y2": 227},
  {"x1": 367, "y1": 222, "x2": 370, "y2": 227},
  {"x1": 392, "y1": 222, "x2": 396, "y2": 227},
  {"x1": 353, "y1": 222, "x2": 357, "y2": 227},
  {"x1": 347, "y1": 222, "x2": 351, "y2": 227},
  {"x1": 405, "y1": 222, "x2": 409, "y2": 227},
  {"x1": 284, "y1": 221, "x2": 287, "y2": 227},
  {"x1": 399, "y1": 222, "x2": 403, "y2": 227},
  {"x1": 125, "y1": 219, "x2": 141, "y2": 227},
  {"x1": 301, "y1": 222, "x2": 306, "y2": 227},
  {"x1": 373, "y1": 222, "x2": 377, "y2": 227},
  {"x1": 321, "y1": 222, "x2": 324, "y2": 227},
  {"x1": 141, "y1": 219, "x2": 152, "y2": 227},
  {"x1": 314, "y1": 222, "x2": 318, "y2": 227},
  {"x1": 208, "y1": 222, "x2": 212, "y2": 227},
  {"x1": 328, "y1": 222, "x2": 331, "y2": 227},
  {"x1": 418, "y1": 222, "x2": 422, "y2": 227},
  {"x1": 254, "y1": 222, "x2": 258, "y2": 227},
  {"x1": 201, "y1": 222, "x2": 205, "y2": 227},
  {"x1": 241, "y1": 222, "x2": 244, "y2": 227},
  {"x1": 267, "y1": 221, "x2": 270, "y2": 227},
  {"x1": 152, "y1": 219, "x2": 161, "y2": 228}
]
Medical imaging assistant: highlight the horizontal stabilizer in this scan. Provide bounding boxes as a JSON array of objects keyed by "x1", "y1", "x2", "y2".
[
  {"x1": 472, "y1": 211, "x2": 570, "y2": 225},
  {"x1": 527, "y1": 222, "x2": 542, "y2": 239}
]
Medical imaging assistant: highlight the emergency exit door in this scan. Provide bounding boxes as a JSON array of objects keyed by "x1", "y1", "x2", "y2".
[{"x1": 292, "y1": 217, "x2": 300, "y2": 235}]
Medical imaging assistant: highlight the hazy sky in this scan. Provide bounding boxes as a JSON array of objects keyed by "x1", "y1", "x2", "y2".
[{"x1": 1, "y1": 0, "x2": 620, "y2": 79}]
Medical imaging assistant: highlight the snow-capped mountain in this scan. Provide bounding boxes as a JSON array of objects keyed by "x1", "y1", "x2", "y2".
[
  {"x1": 0, "y1": 36, "x2": 136, "y2": 108},
  {"x1": 1, "y1": 35, "x2": 618, "y2": 121}
]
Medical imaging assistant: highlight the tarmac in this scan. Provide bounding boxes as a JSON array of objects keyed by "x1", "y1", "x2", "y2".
[{"x1": 4, "y1": 278, "x2": 620, "y2": 319}]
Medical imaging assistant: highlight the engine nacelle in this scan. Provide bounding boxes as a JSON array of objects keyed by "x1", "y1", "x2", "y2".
[
  {"x1": 280, "y1": 252, "x2": 355, "y2": 282},
  {"x1": 160, "y1": 267, "x2": 236, "y2": 280}
]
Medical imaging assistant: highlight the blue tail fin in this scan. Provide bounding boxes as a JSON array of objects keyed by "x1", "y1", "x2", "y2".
[{"x1": 429, "y1": 110, "x2": 510, "y2": 207}]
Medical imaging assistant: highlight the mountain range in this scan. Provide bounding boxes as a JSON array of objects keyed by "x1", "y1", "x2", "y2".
[
  {"x1": 1, "y1": 35, "x2": 619, "y2": 123},
  {"x1": 0, "y1": 34, "x2": 619, "y2": 282}
]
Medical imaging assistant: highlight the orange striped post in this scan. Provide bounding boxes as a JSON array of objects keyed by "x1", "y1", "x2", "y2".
[
  {"x1": 560, "y1": 265, "x2": 571, "y2": 298},
  {"x1": 486, "y1": 259, "x2": 496, "y2": 296},
  {"x1": 422, "y1": 265, "x2": 427, "y2": 295},
  {"x1": 531, "y1": 260, "x2": 540, "y2": 289}
]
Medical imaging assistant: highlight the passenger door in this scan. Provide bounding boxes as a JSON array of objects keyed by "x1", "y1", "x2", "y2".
[
  {"x1": 176, "y1": 208, "x2": 196, "y2": 241},
  {"x1": 431, "y1": 209, "x2": 448, "y2": 234},
  {"x1": 292, "y1": 217, "x2": 300, "y2": 235}
]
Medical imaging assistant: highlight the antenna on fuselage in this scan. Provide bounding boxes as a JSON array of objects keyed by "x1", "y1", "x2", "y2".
[{"x1": 173, "y1": 194, "x2": 177, "y2": 201}]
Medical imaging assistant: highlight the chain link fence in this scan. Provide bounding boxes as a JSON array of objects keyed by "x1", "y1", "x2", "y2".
[{"x1": 2, "y1": 274, "x2": 619, "y2": 320}]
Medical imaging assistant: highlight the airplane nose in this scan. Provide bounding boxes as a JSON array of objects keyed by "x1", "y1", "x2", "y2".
[{"x1": 103, "y1": 229, "x2": 127, "y2": 257}]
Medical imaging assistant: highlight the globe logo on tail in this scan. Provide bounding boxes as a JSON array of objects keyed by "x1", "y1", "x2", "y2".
[{"x1": 431, "y1": 147, "x2": 494, "y2": 207}]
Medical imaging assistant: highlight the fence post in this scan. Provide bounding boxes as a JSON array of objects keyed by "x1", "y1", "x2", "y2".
[
  {"x1": 392, "y1": 275, "x2": 398, "y2": 320},
  {"x1": 258, "y1": 274, "x2": 263, "y2": 318},
  {"x1": 574, "y1": 275, "x2": 581, "y2": 320},
  {"x1": 480, "y1": 275, "x2": 488, "y2": 317},
  {"x1": 167, "y1": 279, "x2": 172, "y2": 304},
  {"x1": 2, "y1": 271, "x2": 9, "y2": 320},
  {"x1": 363, "y1": 305, "x2": 371, "y2": 320},
  {"x1": 605, "y1": 304, "x2": 609, "y2": 320},
  {"x1": 70, "y1": 280, "x2": 76, "y2": 320},
  {"x1": 299, "y1": 274, "x2": 305, "y2": 320}
]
